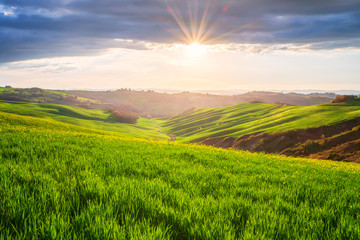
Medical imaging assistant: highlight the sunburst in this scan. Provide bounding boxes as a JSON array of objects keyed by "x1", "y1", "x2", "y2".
[
  {"x1": 186, "y1": 42, "x2": 208, "y2": 57},
  {"x1": 163, "y1": 0, "x2": 233, "y2": 46}
]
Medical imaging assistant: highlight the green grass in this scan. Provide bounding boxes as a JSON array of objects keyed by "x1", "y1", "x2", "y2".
[
  {"x1": 0, "y1": 87, "x2": 68, "y2": 95},
  {"x1": 0, "y1": 87, "x2": 68, "y2": 99},
  {"x1": 327, "y1": 98, "x2": 360, "y2": 106},
  {"x1": 159, "y1": 103, "x2": 360, "y2": 142},
  {"x1": 1, "y1": 111, "x2": 360, "y2": 239},
  {"x1": 0, "y1": 87, "x2": 14, "y2": 93},
  {"x1": 0, "y1": 101, "x2": 168, "y2": 140},
  {"x1": 44, "y1": 89, "x2": 69, "y2": 96}
]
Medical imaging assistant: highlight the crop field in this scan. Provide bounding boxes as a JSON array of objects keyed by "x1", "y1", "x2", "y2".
[
  {"x1": 159, "y1": 102, "x2": 360, "y2": 142},
  {"x1": 1, "y1": 110, "x2": 360, "y2": 239}
]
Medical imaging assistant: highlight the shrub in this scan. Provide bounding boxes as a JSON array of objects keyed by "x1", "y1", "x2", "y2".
[
  {"x1": 108, "y1": 107, "x2": 139, "y2": 124},
  {"x1": 250, "y1": 100, "x2": 265, "y2": 103},
  {"x1": 331, "y1": 95, "x2": 356, "y2": 103}
]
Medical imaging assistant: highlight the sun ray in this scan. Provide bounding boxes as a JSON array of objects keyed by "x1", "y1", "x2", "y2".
[
  {"x1": 164, "y1": 0, "x2": 248, "y2": 46},
  {"x1": 205, "y1": 21, "x2": 259, "y2": 44},
  {"x1": 198, "y1": 6, "x2": 229, "y2": 44},
  {"x1": 165, "y1": 1, "x2": 192, "y2": 43},
  {"x1": 187, "y1": 0, "x2": 197, "y2": 42},
  {"x1": 195, "y1": 2, "x2": 211, "y2": 43}
]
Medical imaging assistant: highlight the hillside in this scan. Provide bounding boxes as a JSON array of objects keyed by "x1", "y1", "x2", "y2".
[
  {"x1": 72, "y1": 89, "x2": 333, "y2": 117},
  {"x1": 0, "y1": 87, "x2": 104, "y2": 109},
  {"x1": 2, "y1": 98, "x2": 359, "y2": 162},
  {"x1": 160, "y1": 101, "x2": 360, "y2": 162},
  {"x1": 1, "y1": 110, "x2": 360, "y2": 239},
  {"x1": 0, "y1": 101, "x2": 168, "y2": 140},
  {"x1": 202, "y1": 118, "x2": 360, "y2": 163},
  {"x1": 160, "y1": 102, "x2": 360, "y2": 142},
  {"x1": 0, "y1": 87, "x2": 335, "y2": 118}
]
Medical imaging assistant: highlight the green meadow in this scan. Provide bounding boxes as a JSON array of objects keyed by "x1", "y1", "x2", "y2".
[
  {"x1": 1, "y1": 105, "x2": 360, "y2": 239},
  {"x1": 0, "y1": 101, "x2": 168, "y2": 140},
  {"x1": 159, "y1": 102, "x2": 360, "y2": 142}
]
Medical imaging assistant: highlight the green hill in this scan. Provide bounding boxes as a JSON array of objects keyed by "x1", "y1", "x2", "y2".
[
  {"x1": 1, "y1": 109, "x2": 360, "y2": 239},
  {"x1": 159, "y1": 102, "x2": 360, "y2": 143},
  {"x1": 0, "y1": 101, "x2": 168, "y2": 140},
  {"x1": 0, "y1": 87, "x2": 103, "y2": 109}
]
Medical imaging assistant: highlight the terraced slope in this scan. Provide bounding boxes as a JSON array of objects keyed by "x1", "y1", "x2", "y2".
[
  {"x1": 1, "y1": 111, "x2": 360, "y2": 239},
  {"x1": 0, "y1": 101, "x2": 168, "y2": 140},
  {"x1": 160, "y1": 101, "x2": 360, "y2": 162},
  {"x1": 159, "y1": 102, "x2": 360, "y2": 143},
  {"x1": 202, "y1": 118, "x2": 360, "y2": 162}
]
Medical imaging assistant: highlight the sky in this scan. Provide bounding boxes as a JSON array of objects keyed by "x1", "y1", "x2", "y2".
[{"x1": 0, "y1": 0, "x2": 360, "y2": 91}]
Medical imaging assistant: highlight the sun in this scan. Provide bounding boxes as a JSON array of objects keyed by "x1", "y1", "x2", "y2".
[{"x1": 186, "y1": 42, "x2": 208, "y2": 57}]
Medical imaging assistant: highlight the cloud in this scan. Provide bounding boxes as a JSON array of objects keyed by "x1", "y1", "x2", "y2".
[
  {"x1": 1, "y1": 0, "x2": 360, "y2": 63},
  {"x1": 4, "y1": 58, "x2": 79, "y2": 73}
]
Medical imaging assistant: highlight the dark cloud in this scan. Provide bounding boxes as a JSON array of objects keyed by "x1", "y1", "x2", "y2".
[{"x1": 1, "y1": 0, "x2": 360, "y2": 63}]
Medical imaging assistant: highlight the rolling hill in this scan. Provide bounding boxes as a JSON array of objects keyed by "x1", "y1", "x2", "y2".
[
  {"x1": 0, "y1": 87, "x2": 103, "y2": 109},
  {"x1": 0, "y1": 87, "x2": 336, "y2": 118},
  {"x1": 159, "y1": 100, "x2": 360, "y2": 162},
  {"x1": 1, "y1": 108, "x2": 360, "y2": 239},
  {"x1": 160, "y1": 102, "x2": 360, "y2": 142},
  {"x1": 0, "y1": 101, "x2": 168, "y2": 140},
  {"x1": 72, "y1": 89, "x2": 334, "y2": 117},
  {"x1": 1, "y1": 96, "x2": 359, "y2": 162}
]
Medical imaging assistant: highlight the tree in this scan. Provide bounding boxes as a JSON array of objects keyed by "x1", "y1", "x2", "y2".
[
  {"x1": 331, "y1": 95, "x2": 356, "y2": 103},
  {"x1": 108, "y1": 107, "x2": 139, "y2": 124}
]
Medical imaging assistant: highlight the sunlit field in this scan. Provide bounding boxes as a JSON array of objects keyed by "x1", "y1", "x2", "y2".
[
  {"x1": 0, "y1": 101, "x2": 168, "y2": 140},
  {"x1": 2, "y1": 0, "x2": 360, "y2": 237},
  {"x1": 1, "y1": 110, "x2": 360, "y2": 239},
  {"x1": 160, "y1": 102, "x2": 360, "y2": 142}
]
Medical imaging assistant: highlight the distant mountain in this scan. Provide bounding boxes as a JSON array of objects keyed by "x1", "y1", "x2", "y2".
[
  {"x1": 279, "y1": 89, "x2": 360, "y2": 95},
  {"x1": 136, "y1": 88, "x2": 360, "y2": 96}
]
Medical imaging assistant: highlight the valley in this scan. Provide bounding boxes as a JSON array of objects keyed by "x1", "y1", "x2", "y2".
[
  {"x1": 1, "y1": 88, "x2": 360, "y2": 239},
  {"x1": 1, "y1": 105, "x2": 360, "y2": 239}
]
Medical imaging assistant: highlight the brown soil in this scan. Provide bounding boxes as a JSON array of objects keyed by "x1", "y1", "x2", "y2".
[
  {"x1": 310, "y1": 139, "x2": 360, "y2": 163},
  {"x1": 201, "y1": 117, "x2": 360, "y2": 163}
]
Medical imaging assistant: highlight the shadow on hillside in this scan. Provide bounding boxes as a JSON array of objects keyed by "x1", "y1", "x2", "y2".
[{"x1": 39, "y1": 104, "x2": 113, "y2": 123}]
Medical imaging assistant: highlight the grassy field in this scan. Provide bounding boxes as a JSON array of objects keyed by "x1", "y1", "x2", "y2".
[
  {"x1": 0, "y1": 87, "x2": 9, "y2": 92},
  {"x1": 159, "y1": 102, "x2": 360, "y2": 142},
  {"x1": 0, "y1": 101, "x2": 168, "y2": 140},
  {"x1": 1, "y1": 110, "x2": 360, "y2": 239},
  {"x1": 0, "y1": 87, "x2": 68, "y2": 100}
]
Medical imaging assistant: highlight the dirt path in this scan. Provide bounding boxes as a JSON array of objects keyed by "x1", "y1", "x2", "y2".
[
  {"x1": 167, "y1": 133, "x2": 176, "y2": 142},
  {"x1": 153, "y1": 123, "x2": 162, "y2": 133},
  {"x1": 153, "y1": 122, "x2": 176, "y2": 141}
]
